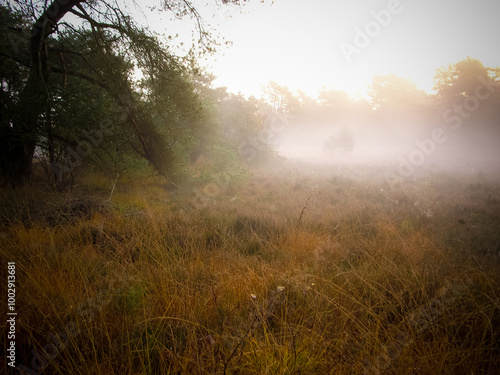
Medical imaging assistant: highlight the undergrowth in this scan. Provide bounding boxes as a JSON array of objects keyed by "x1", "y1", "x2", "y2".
[{"x1": 1, "y1": 166, "x2": 499, "y2": 374}]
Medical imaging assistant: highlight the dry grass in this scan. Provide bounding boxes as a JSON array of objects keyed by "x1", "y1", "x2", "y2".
[{"x1": 1, "y1": 164, "x2": 499, "y2": 374}]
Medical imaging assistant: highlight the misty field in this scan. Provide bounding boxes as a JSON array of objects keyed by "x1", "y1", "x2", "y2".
[{"x1": 1, "y1": 163, "x2": 499, "y2": 374}]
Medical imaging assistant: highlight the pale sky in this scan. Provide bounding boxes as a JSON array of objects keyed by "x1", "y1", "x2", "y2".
[{"x1": 130, "y1": 0, "x2": 500, "y2": 99}]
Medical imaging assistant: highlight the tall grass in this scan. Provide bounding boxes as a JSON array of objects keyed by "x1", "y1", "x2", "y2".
[{"x1": 1, "y1": 166, "x2": 499, "y2": 374}]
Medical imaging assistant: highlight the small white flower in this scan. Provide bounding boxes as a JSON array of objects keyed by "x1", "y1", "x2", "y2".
[{"x1": 276, "y1": 286, "x2": 285, "y2": 292}]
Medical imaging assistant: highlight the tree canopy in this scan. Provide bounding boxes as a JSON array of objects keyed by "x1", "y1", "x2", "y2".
[{"x1": 0, "y1": 0, "x2": 248, "y2": 187}]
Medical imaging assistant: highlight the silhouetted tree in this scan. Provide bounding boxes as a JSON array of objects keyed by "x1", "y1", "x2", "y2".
[
  {"x1": 433, "y1": 57, "x2": 492, "y2": 103},
  {"x1": 368, "y1": 74, "x2": 427, "y2": 112},
  {"x1": 0, "y1": 0, "x2": 253, "y2": 187}
]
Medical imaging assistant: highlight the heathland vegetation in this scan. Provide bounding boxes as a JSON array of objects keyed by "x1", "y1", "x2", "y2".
[
  {"x1": 1, "y1": 1, "x2": 499, "y2": 374},
  {"x1": 1, "y1": 163, "x2": 500, "y2": 373}
]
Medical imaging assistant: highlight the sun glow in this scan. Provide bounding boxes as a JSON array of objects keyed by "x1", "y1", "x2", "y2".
[
  {"x1": 131, "y1": 0, "x2": 500, "y2": 101},
  {"x1": 195, "y1": 0, "x2": 499, "y2": 100}
]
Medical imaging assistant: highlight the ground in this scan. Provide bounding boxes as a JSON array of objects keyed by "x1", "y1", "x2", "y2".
[{"x1": 1, "y1": 161, "x2": 499, "y2": 374}]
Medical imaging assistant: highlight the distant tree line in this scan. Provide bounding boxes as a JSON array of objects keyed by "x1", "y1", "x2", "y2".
[{"x1": 261, "y1": 58, "x2": 500, "y2": 158}]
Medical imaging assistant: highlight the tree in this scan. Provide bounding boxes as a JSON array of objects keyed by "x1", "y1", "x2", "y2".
[
  {"x1": 262, "y1": 81, "x2": 299, "y2": 115},
  {"x1": 318, "y1": 89, "x2": 352, "y2": 111},
  {"x1": 323, "y1": 126, "x2": 354, "y2": 154},
  {"x1": 317, "y1": 89, "x2": 355, "y2": 123},
  {"x1": 0, "y1": 0, "x2": 250, "y2": 187},
  {"x1": 433, "y1": 57, "x2": 491, "y2": 102},
  {"x1": 368, "y1": 74, "x2": 427, "y2": 112},
  {"x1": 433, "y1": 57, "x2": 500, "y2": 158},
  {"x1": 1, "y1": 1, "x2": 89, "y2": 186}
]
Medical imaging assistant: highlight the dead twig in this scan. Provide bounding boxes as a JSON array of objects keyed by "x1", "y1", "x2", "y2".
[{"x1": 297, "y1": 195, "x2": 312, "y2": 228}]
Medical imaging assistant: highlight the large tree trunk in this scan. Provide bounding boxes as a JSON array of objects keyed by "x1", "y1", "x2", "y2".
[
  {"x1": 1, "y1": 0, "x2": 85, "y2": 187},
  {"x1": 0, "y1": 125, "x2": 36, "y2": 187}
]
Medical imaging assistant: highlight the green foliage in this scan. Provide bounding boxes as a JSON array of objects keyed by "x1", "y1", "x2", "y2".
[{"x1": 0, "y1": 1, "x2": 237, "y2": 187}]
